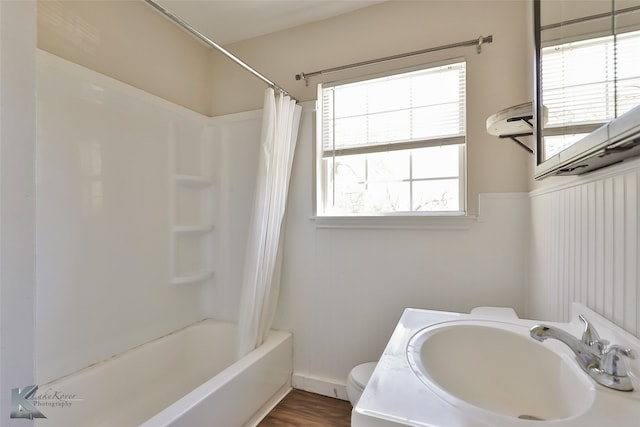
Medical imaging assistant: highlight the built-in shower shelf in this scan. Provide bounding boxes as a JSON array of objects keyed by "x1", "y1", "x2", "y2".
[
  {"x1": 169, "y1": 124, "x2": 216, "y2": 286},
  {"x1": 172, "y1": 224, "x2": 214, "y2": 234},
  {"x1": 174, "y1": 174, "x2": 213, "y2": 188},
  {"x1": 171, "y1": 270, "x2": 214, "y2": 285}
]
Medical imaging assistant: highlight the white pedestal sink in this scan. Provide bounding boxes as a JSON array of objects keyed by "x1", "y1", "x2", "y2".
[
  {"x1": 407, "y1": 320, "x2": 595, "y2": 423},
  {"x1": 352, "y1": 304, "x2": 640, "y2": 427}
]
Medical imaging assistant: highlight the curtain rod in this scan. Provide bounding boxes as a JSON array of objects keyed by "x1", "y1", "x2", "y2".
[
  {"x1": 541, "y1": 5, "x2": 640, "y2": 31},
  {"x1": 144, "y1": 0, "x2": 295, "y2": 100},
  {"x1": 295, "y1": 35, "x2": 492, "y2": 86}
]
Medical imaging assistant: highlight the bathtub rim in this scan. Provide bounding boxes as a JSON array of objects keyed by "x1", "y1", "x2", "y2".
[
  {"x1": 139, "y1": 328, "x2": 292, "y2": 427},
  {"x1": 36, "y1": 318, "x2": 292, "y2": 427}
]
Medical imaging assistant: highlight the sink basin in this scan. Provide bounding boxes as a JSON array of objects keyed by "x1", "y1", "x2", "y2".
[{"x1": 407, "y1": 320, "x2": 596, "y2": 422}]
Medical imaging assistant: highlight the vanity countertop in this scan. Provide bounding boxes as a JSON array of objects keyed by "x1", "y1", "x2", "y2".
[{"x1": 352, "y1": 305, "x2": 640, "y2": 427}]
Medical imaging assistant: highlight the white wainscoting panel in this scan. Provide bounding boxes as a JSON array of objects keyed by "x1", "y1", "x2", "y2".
[{"x1": 529, "y1": 160, "x2": 640, "y2": 337}]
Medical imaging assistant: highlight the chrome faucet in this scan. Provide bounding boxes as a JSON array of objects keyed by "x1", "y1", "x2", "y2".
[{"x1": 530, "y1": 314, "x2": 636, "y2": 391}]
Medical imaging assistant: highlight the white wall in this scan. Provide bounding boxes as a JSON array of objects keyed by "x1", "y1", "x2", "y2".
[
  {"x1": 35, "y1": 51, "x2": 214, "y2": 383},
  {"x1": 278, "y1": 107, "x2": 530, "y2": 398},
  {"x1": 206, "y1": 103, "x2": 530, "y2": 399},
  {"x1": 529, "y1": 158, "x2": 640, "y2": 337},
  {"x1": 0, "y1": 1, "x2": 37, "y2": 424}
]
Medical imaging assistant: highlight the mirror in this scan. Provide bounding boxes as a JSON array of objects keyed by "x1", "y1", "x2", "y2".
[{"x1": 534, "y1": 0, "x2": 640, "y2": 179}]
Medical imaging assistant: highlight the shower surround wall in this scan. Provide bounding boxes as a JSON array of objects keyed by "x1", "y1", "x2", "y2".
[
  {"x1": 35, "y1": 51, "x2": 219, "y2": 383},
  {"x1": 36, "y1": 48, "x2": 269, "y2": 387}
]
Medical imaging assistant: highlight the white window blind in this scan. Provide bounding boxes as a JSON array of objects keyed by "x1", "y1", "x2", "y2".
[
  {"x1": 617, "y1": 31, "x2": 640, "y2": 114},
  {"x1": 542, "y1": 29, "x2": 640, "y2": 158},
  {"x1": 317, "y1": 61, "x2": 466, "y2": 215},
  {"x1": 321, "y1": 62, "x2": 466, "y2": 155}
]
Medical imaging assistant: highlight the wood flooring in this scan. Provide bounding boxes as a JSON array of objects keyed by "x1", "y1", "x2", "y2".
[{"x1": 258, "y1": 389, "x2": 352, "y2": 426}]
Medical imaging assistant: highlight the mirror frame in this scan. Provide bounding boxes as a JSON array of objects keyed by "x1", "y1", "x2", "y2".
[{"x1": 533, "y1": 0, "x2": 544, "y2": 176}]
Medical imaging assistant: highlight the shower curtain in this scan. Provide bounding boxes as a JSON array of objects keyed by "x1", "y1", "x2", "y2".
[{"x1": 237, "y1": 88, "x2": 302, "y2": 358}]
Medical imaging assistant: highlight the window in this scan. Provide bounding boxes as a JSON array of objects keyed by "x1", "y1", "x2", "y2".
[
  {"x1": 541, "y1": 30, "x2": 640, "y2": 159},
  {"x1": 316, "y1": 60, "x2": 466, "y2": 216}
]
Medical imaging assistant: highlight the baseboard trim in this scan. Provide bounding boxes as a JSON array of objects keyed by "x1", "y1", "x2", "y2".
[{"x1": 292, "y1": 373, "x2": 349, "y2": 401}]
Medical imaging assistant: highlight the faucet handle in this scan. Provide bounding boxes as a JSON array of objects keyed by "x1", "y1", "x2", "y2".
[
  {"x1": 601, "y1": 345, "x2": 636, "y2": 377},
  {"x1": 579, "y1": 314, "x2": 608, "y2": 353}
]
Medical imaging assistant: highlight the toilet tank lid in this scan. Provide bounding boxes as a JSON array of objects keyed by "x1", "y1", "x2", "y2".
[{"x1": 469, "y1": 306, "x2": 519, "y2": 319}]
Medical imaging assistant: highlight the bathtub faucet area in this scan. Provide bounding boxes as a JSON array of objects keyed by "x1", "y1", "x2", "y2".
[{"x1": 530, "y1": 314, "x2": 636, "y2": 392}]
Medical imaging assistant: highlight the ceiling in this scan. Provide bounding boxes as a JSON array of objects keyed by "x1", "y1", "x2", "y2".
[{"x1": 155, "y1": 0, "x2": 386, "y2": 45}]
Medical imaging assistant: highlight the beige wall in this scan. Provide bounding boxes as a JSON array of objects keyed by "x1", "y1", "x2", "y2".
[
  {"x1": 214, "y1": 0, "x2": 535, "y2": 214},
  {"x1": 37, "y1": 0, "x2": 535, "y2": 213},
  {"x1": 37, "y1": 0, "x2": 213, "y2": 115}
]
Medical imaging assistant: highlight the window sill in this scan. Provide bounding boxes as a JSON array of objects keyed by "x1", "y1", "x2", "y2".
[{"x1": 311, "y1": 213, "x2": 477, "y2": 230}]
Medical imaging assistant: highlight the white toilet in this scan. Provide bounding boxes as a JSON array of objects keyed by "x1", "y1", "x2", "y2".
[{"x1": 346, "y1": 361, "x2": 377, "y2": 406}]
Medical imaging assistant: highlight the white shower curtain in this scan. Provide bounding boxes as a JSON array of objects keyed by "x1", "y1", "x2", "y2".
[{"x1": 237, "y1": 88, "x2": 302, "y2": 358}]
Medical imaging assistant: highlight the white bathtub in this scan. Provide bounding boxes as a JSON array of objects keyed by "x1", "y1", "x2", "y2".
[{"x1": 35, "y1": 320, "x2": 292, "y2": 427}]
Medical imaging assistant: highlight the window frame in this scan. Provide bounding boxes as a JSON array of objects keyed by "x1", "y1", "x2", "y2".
[{"x1": 314, "y1": 60, "x2": 468, "y2": 218}]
